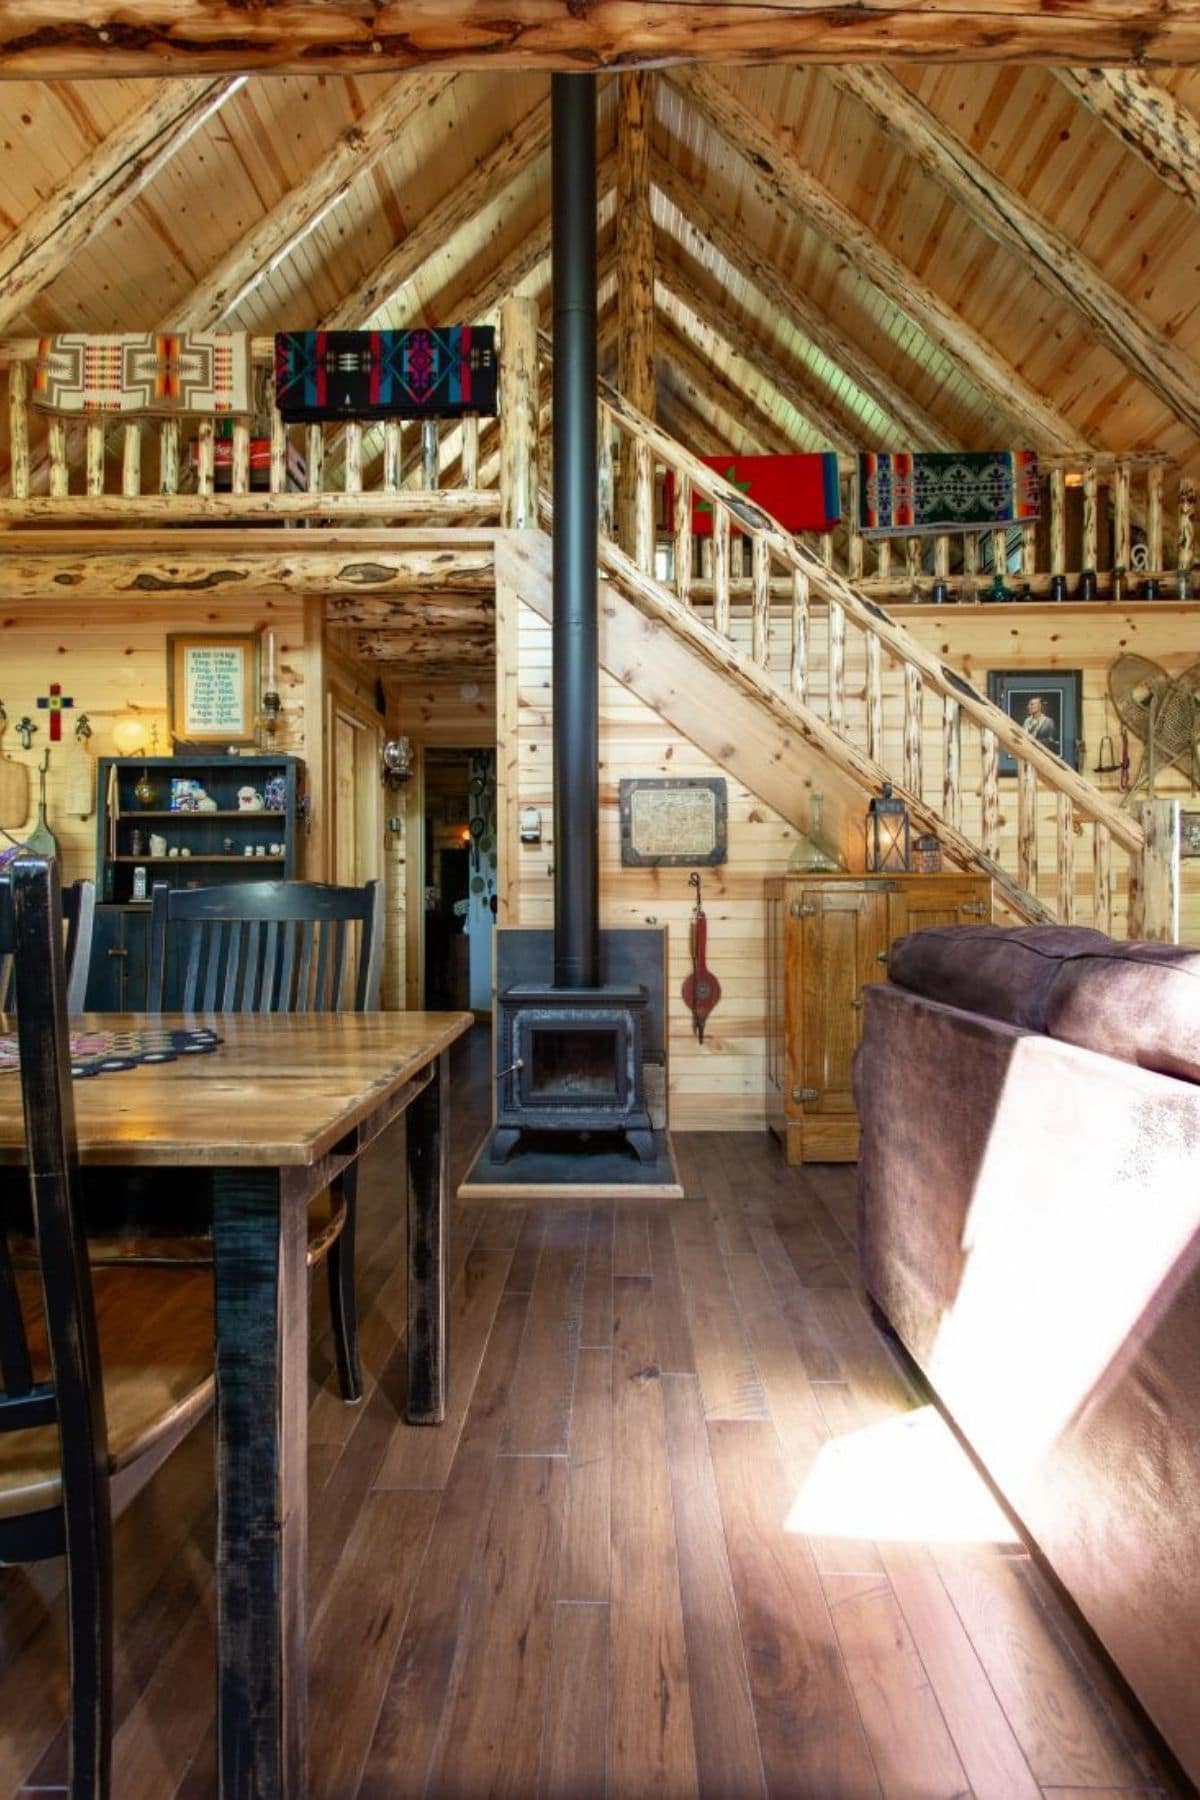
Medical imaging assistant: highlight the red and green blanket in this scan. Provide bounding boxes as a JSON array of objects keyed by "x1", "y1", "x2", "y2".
[
  {"x1": 662, "y1": 452, "x2": 842, "y2": 536},
  {"x1": 857, "y1": 450, "x2": 1041, "y2": 536},
  {"x1": 274, "y1": 327, "x2": 497, "y2": 423}
]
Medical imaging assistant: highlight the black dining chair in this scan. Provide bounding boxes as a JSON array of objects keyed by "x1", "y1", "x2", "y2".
[
  {"x1": 147, "y1": 879, "x2": 383, "y2": 1402},
  {"x1": 0, "y1": 875, "x2": 95, "y2": 1015},
  {"x1": 0, "y1": 855, "x2": 214, "y2": 1799}
]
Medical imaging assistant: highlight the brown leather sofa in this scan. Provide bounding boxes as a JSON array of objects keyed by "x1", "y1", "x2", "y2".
[{"x1": 854, "y1": 926, "x2": 1200, "y2": 1788}]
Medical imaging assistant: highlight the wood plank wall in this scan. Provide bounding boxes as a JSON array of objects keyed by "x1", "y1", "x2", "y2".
[
  {"x1": 504, "y1": 594, "x2": 1199, "y2": 1132},
  {"x1": 0, "y1": 596, "x2": 306, "y2": 885}
]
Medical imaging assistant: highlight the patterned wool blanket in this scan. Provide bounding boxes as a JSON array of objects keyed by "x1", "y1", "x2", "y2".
[
  {"x1": 662, "y1": 452, "x2": 842, "y2": 535},
  {"x1": 32, "y1": 332, "x2": 253, "y2": 416},
  {"x1": 274, "y1": 326, "x2": 497, "y2": 422},
  {"x1": 857, "y1": 450, "x2": 1041, "y2": 536}
]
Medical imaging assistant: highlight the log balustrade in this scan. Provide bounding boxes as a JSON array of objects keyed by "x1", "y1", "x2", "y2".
[
  {"x1": 530, "y1": 336, "x2": 1167, "y2": 935},
  {"x1": 0, "y1": 337, "x2": 498, "y2": 523}
]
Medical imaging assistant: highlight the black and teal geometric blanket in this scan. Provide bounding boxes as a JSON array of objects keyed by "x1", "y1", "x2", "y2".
[
  {"x1": 857, "y1": 450, "x2": 1041, "y2": 536},
  {"x1": 274, "y1": 327, "x2": 497, "y2": 423}
]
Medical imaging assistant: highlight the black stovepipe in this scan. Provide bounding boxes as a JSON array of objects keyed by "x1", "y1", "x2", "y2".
[{"x1": 551, "y1": 72, "x2": 600, "y2": 991}]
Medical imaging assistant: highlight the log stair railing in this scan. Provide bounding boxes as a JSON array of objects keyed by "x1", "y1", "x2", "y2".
[
  {"x1": 0, "y1": 337, "x2": 497, "y2": 524},
  {"x1": 535, "y1": 333, "x2": 1167, "y2": 933}
]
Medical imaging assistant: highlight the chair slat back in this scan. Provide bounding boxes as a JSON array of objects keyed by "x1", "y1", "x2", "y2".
[
  {"x1": 148, "y1": 880, "x2": 383, "y2": 1017},
  {"x1": 0, "y1": 860, "x2": 110, "y2": 1529},
  {"x1": 0, "y1": 878, "x2": 95, "y2": 1016}
]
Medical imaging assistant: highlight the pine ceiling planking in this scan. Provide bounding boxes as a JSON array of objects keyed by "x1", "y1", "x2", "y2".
[{"x1": 0, "y1": 77, "x2": 153, "y2": 230}]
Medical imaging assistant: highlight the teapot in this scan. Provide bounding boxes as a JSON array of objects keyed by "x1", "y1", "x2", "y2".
[{"x1": 237, "y1": 786, "x2": 264, "y2": 813}]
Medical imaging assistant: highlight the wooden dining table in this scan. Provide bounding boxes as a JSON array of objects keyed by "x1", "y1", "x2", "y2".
[{"x1": 0, "y1": 1008, "x2": 474, "y2": 1799}]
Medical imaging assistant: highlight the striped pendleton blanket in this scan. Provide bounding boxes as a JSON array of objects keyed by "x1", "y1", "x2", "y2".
[
  {"x1": 857, "y1": 450, "x2": 1041, "y2": 536},
  {"x1": 32, "y1": 332, "x2": 253, "y2": 417},
  {"x1": 273, "y1": 327, "x2": 497, "y2": 423}
]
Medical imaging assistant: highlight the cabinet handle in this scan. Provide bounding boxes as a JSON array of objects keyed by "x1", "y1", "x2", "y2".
[
  {"x1": 876, "y1": 949, "x2": 889, "y2": 964},
  {"x1": 849, "y1": 998, "x2": 864, "y2": 1010},
  {"x1": 958, "y1": 900, "x2": 987, "y2": 917},
  {"x1": 790, "y1": 899, "x2": 818, "y2": 918},
  {"x1": 107, "y1": 946, "x2": 128, "y2": 959},
  {"x1": 791, "y1": 1085, "x2": 819, "y2": 1103}
]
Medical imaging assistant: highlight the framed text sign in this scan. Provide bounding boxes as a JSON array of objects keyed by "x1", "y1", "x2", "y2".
[
  {"x1": 619, "y1": 778, "x2": 727, "y2": 867},
  {"x1": 168, "y1": 634, "x2": 259, "y2": 748}
]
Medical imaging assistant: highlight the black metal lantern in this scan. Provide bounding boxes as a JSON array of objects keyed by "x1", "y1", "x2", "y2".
[{"x1": 866, "y1": 783, "x2": 910, "y2": 873}]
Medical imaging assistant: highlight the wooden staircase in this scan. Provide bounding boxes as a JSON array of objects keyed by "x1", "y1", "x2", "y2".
[{"x1": 530, "y1": 341, "x2": 1175, "y2": 936}]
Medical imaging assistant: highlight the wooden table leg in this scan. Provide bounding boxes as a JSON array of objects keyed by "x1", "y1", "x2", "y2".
[
  {"x1": 406, "y1": 1049, "x2": 449, "y2": 1423},
  {"x1": 213, "y1": 1166, "x2": 310, "y2": 1798}
]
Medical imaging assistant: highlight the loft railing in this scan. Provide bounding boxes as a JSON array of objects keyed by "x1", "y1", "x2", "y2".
[
  {"x1": 529, "y1": 324, "x2": 1179, "y2": 938},
  {"x1": 0, "y1": 337, "x2": 498, "y2": 524}
]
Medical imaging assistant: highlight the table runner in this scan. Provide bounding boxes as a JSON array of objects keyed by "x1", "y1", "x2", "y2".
[
  {"x1": 274, "y1": 326, "x2": 497, "y2": 422},
  {"x1": 857, "y1": 449, "x2": 1041, "y2": 536},
  {"x1": 33, "y1": 333, "x2": 253, "y2": 417},
  {"x1": 0, "y1": 1024, "x2": 221, "y2": 1080}
]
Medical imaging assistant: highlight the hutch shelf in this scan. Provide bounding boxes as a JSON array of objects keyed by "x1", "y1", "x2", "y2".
[{"x1": 88, "y1": 754, "x2": 303, "y2": 1010}]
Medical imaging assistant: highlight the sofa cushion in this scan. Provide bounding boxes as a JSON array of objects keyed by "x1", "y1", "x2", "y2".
[
  {"x1": 887, "y1": 923, "x2": 1110, "y2": 1031},
  {"x1": 1046, "y1": 941, "x2": 1200, "y2": 1085}
]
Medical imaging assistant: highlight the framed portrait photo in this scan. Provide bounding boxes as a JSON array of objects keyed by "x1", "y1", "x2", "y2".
[
  {"x1": 986, "y1": 669, "x2": 1083, "y2": 776},
  {"x1": 167, "y1": 633, "x2": 259, "y2": 749}
]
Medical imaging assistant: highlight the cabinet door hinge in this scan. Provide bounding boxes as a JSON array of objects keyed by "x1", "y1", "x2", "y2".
[{"x1": 958, "y1": 900, "x2": 987, "y2": 917}]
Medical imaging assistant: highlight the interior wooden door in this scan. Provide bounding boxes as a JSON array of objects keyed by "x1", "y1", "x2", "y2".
[
  {"x1": 331, "y1": 704, "x2": 384, "y2": 891},
  {"x1": 793, "y1": 885, "x2": 889, "y2": 1120}
]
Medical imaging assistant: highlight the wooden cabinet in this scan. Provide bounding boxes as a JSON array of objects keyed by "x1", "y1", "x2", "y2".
[{"x1": 766, "y1": 873, "x2": 993, "y2": 1165}]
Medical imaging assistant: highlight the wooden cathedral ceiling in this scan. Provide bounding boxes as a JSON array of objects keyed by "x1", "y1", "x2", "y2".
[{"x1": 6, "y1": 51, "x2": 1200, "y2": 675}]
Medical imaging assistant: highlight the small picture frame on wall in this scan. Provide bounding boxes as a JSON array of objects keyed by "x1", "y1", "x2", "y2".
[
  {"x1": 986, "y1": 669, "x2": 1083, "y2": 776},
  {"x1": 619, "y1": 778, "x2": 728, "y2": 867},
  {"x1": 167, "y1": 633, "x2": 260, "y2": 749},
  {"x1": 1181, "y1": 811, "x2": 1200, "y2": 859}
]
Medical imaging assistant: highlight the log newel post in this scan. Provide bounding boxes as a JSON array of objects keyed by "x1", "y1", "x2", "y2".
[
  {"x1": 499, "y1": 295, "x2": 539, "y2": 529},
  {"x1": 1129, "y1": 798, "x2": 1181, "y2": 943}
]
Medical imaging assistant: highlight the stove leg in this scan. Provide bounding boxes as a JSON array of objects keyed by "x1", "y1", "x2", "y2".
[
  {"x1": 625, "y1": 1129, "x2": 656, "y2": 1165},
  {"x1": 492, "y1": 1127, "x2": 522, "y2": 1164}
]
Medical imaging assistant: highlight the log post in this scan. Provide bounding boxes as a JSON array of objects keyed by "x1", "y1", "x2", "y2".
[
  {"x1": 790, "y1": 566, "x2": 809, "y2": 704},
  {"x1": 1178, "y1": 476, "x2": 1195, "y2": 575},
  {"x1": 597, "y1": 405, "x2": 614, "y2": 539},
  {"x1": 460, "y1": 416, "x2": 479, "y2": 489},
  {"x1": 421, "y1": 420, "x2": 439, "y2": 492},
  {"x1": 1082, "y1": 463, "x2": 1099, "y2": 573},
  {"x1": 8, "y1": 362, "x2": 29, "y2": 500},
  {"x1": 122, "y1": 422, "x2": 141, "y2": 497},
  {"x1": 673, "y1": 469, "x2": 692, "y2": 606},
  {"x1": 47, "y1": 420, "x2": 68, "y2": 497},
  {"x1": 1147, "y1": 462, "x2": 1164, "y2": 571},
  {"x1": 270, "y1": 388, "x2": 287, "y2": 495},
  {"x1": 306, "y1": 424, "x2": 324, "y2": 495},
  {"x1": 751, "y1": 532, "x2": 771, "y2": 668},
  {"x1": 1093, "y1": 825, "x2": 1113, "y2": 936},
  {"x1": 232, "y1": 418, "x2": 250, "y2": 496},
  {"x1": 942, "y1": 693, "x2": 962, "y2": 832},
  {"x1": 981, "y1": 728, "x2": 999, "y2": 859},
  {"x1": 1056, "y1": 792, "x2": 1075, "y2": 924},
  {"x1": 86, "y1": 421, "x2": 105, "y2": 497},
  {"x1": 712, "y1": 500, "x2": 731, "y2": 638},
  {"x1": 616, "y1": 71, "x2": 655, "y2": 551},
  {"x1": 865, "y1": 632, "x2": 883, "y2": 763},
  {"x1": 633, "y1": 436, "x2": 653, "y2": 572},
  {"x1": 344, "y1": 421, "x2": 363, "y2": 495},
  {"x1": 1114, "y1": 459, "x2": 1132, "y2": 571},
  {"x1": 828, "y1": 599, "x2": 846, "y2": 731},
  {"x1": 990, "y1": 527, "x2": 1007, "y2": 579},
  {"x1": 1018, "y1": 762, "x2": 1038, "y2": 895},
  {"x1": 159, "y1": 419, "x2": 179, "y2": 496},
  {"x1": 903, "y1": 663, "x2": 922, "y2": 797},
  {"x1": 383, "y1": 420, "x2": 402, "y2": 496},
  {"x1": 1129, "y1": 797, "x2": 1181, "y2": 942},
  {"x1": 1049, "y1": 466, "x2": 1066, "y2": 574},
  {"x1": 876, "y1": 539, "x2": 892, "y2": 582},
  {"x1": 499, "y1": 295, "x2": 539, "y2": 529},
  {"x1": 195, "y1": 420, "x2": 214, "y2": 497}
]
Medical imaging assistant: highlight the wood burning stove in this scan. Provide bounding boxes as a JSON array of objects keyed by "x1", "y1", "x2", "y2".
[
  {"x1": 494, "y1": 983, "x2": 655, "y2": 1162},
  {"x1": 493, "y1": 76, "x2": 656, "y2": 1167}
]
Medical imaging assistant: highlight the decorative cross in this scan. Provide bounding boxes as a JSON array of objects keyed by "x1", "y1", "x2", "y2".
[
  {"x1": 37, "y1": 682, "x2": 75, "y2": 742},
  {"x1": 15, "y1": 717, "x2": 37, "y2": 751}
]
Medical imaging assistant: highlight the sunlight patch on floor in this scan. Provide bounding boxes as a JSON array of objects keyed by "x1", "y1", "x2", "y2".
[{"x1": 786, "y1": 1404, "x2": 1018, "y2": 1545}]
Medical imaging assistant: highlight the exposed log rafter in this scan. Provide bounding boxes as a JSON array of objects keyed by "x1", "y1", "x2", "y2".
[
  {"x1": 650, "y1": 150, "x2": 955, "y2": 450},
  {"x1": 1055, "y1": 67, "x2": 1200, "y2": 211},
  {"x1": 671, "y1": 67, "x2": 1089, "y2": 454},
  {"x1": 3, "y1": 4, "x2": 1200, "y2": 77},
  {"x1": 0, "y1": 78, "x2": 245, "y2": 332},
  {"x1": 828, "y1": 64, "x2": 1200, "y2": 438}
]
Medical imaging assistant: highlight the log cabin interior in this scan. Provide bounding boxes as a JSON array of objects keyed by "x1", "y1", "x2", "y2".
[{"x1": 2, "y1": 5, "x2": 1200, "y2": 1795}]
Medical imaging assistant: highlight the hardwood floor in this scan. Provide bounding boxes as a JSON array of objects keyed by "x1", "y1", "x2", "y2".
[{"x1": 0, "y1": 1027, "x2": 1188, "y2": 1798}]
